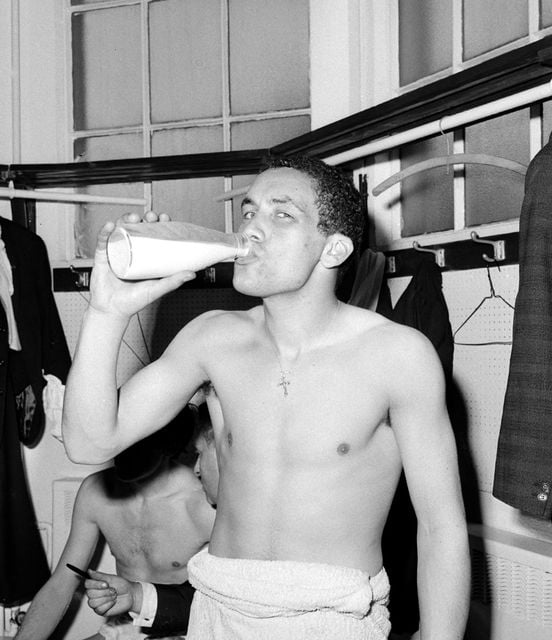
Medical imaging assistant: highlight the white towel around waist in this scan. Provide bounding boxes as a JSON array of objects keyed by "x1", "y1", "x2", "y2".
[{"x1": 187, "y1": 547, "x2": 389, "y2": 619}]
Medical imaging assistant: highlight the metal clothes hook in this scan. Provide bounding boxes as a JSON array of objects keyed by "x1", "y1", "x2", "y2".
[
  {"x1": 470, "y1": 231, "x2": 506, "y2": 263},
  {"x1": 412, "y1": 241, "x2": 446, "y2": 267}
]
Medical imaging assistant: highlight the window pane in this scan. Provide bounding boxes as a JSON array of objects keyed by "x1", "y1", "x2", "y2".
[
  {"x1": 229, "y1": 0, "x2": 309, "y2": 115},
  {"x1": 231, "y1": 115, "x2": 311, "y2": 150},
  {"x1": 72, "y1": 6, "x2": 142, "y2": 130},
  {"x1": 400, "y1": 136, "x2": 454, "y2": 236},
  {"x1": 149, "y1": 0, "x2": 222, "y2": 122},
  {"x1": 463, "y1": 0, "x2": 528, "y2": 61},
  {"x1": 74, "y1": 134, "x2": 144, "y2": 258},
  {"x1": 541, "y1": 0, "x2": 552, "y2": 27},
  {"x1": 230, "y1": 115, "x2": 311, "y2": 229},
  {"x1": 464, "y1": 110, "x2": 529, "y2": 226},
  {"x1": 151, "y1": 126, "x2": 224, "y2": 156},
  {"x1": 398, "y1": 0, "x2": 452, "y2": 86},
  {"x1": 151, "y1": 126, "x2": 225, "y2": 230},
  {"x1": 74, "y1": 133, "x2": 143, "y2": 162},
  {"x1": 75, "y1": 183, "x2": 145, "y2": 258},
  {"x1": 152, "y1": 178, "x2": 226, "y2": 231}
]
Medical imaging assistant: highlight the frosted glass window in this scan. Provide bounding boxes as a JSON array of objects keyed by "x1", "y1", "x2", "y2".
[
  {"x1": 151, "y1": 177, "x2": 226, "y2": 231},
  {"x1": 149, "y1": 0, "x2": 222, "y2": 122},
  {"x1": 75, "y1": 183, "x2": 145, "y2": 258},
  {"x1": 400, "y1": 136, "x2": 454, "y2": 237},
  {"x1": 72, "y1": 7, "x2": 142, "y2": 130},
  {"x1": 72, "y1": 1, "x2": 111, "y2": 4},
  {"x1": 463, "y1": 0, "x2": 528, "y2": 60},
  {"x1": 74, "y1": 133, "x2": 143, "y2": 163},
  {"x1": 229, "y1": 0, "x2": 309, "y2": 115},
  {"x1": 152, "y1": 127, "x2": 225, "y2": 230},
  {"x1": 464, "y1": 110, "x2": 529, "y2": 226},
  {"x1": 230, "y1": 115, "x2": 311, "y2": 229},
  {"x1": 542, "y1": 0, "x2": 552, "y2": 27},
  {"x1": 151, "y1": 126, "x2": 224, "y2": 157},
  {"x1": 398, "y1": 0, "x2": 452, "y2": 86},
  {"x1": 74, "y1": 133, "x2": 144, "y2": 258},
  {"x1": 231, "y1": 116, "x2": 311, "y2": 150}
]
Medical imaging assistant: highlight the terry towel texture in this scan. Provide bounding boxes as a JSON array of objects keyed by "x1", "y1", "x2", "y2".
[{"x1": 186, "y1": 548, "x2": 390, "y2": 639}]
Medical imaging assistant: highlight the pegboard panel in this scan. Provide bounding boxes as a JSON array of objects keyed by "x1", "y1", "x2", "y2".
[
  {"x1": 387, "y1": 265, "x2": 519, "y2": 497},
  {"x1": 55, "y1": 288, "x2": 259, "y2": 386},
  {"x1": 443, "y1": 265, "x2": 519, "y2": 493},
  {"x1": 149, "y1": 287, "x2": 259, "y2": 359}
]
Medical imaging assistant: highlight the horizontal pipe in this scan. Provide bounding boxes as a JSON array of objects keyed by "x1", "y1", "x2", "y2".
[
  {"x1": 0, "y1": 184, "x2": 146, "y2": 206},
  {"x1": 324, "y1": 80, "x2": 552, "y2": 166}
]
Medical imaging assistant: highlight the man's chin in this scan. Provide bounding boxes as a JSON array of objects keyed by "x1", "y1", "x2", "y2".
[{"x1": 232, "y1": 273, "x2": 263, "y2": 298}]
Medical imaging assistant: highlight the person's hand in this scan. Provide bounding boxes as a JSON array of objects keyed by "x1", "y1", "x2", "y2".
[
  {"x1": 84, "y1": 569, "x2": 142, "y2": 617},
  {"x1": 88, "y1": 211, "x2": 196, "y2": 319}
]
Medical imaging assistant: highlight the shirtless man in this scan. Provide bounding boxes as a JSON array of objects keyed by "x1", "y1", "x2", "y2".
[
  {"x1": 62, "y1": 154, "x2": 470, "y2": 639},
  {"x1": 16, "y1": 415, "x2": 215, "y2": 640},
  {"x1": 84, "y1": 392, "x2": 220, "y2": 631}
]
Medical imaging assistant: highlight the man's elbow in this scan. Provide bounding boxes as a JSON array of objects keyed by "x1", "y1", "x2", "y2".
[
  {"x1": 63, "y1": 442, "x2": 111, "y2": 466},
  {"x1": 64, "y1": 446, "x2": 109, "y2": 466},
  {"x1": 61, "y1": 423, "x2": 113, "y2": 465}
]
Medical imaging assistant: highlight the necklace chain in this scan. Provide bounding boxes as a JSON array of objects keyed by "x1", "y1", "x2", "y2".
[{"x1": 265, "y1": 302, "x2": 341, "y2": 399}]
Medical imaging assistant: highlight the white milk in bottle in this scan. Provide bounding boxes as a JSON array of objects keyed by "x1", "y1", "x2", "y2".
[{"x1": 106, "y1": 221, "x2": 251, "y2": 279}]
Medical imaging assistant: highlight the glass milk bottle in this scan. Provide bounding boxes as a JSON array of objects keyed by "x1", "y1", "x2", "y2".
[{"x1": 106, "y1": 220, "x2": 251, "y2": 280}]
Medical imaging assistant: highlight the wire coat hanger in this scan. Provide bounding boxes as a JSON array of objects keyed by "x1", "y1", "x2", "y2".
[
  {"x1": 453, "y1": 265, "x2": 515, "y2": 346},
  {"x1": 372, "y1": 154, "x2": 527, "y2": 197}
]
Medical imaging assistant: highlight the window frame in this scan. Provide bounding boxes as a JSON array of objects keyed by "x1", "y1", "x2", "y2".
[{"x1": 363, "y1": 0, "x2": 552, "y2": 253}]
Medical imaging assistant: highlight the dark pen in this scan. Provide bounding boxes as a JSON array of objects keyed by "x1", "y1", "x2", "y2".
[{"x1": 66, "y1": 563, "x2": 91, "y2": 579}]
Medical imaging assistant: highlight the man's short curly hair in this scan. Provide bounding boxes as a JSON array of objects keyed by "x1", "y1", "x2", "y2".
[{"x1": 262, "y1": 154, "x2": 365, "y2": 249}]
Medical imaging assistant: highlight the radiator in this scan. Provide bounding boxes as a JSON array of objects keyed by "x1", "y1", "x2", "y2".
[{"x1": 467, "y1": 523, "x2": 552, "y2": 640}]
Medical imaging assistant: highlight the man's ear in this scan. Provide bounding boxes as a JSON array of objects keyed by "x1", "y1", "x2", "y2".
[{"x1": 320, "y1": 234, "x2": 354, "y2": 268}]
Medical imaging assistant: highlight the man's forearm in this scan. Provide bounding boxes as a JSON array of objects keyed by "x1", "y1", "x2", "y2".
[
  {"x1": 62, "y1": 305, "x2": 130, "y2": 464},
  {"x1": 15, "y1": 585, "x2": 72, "y2": 640},
  {"x1": 416, "y1": 526, "x2": 471, "y2": 640}
]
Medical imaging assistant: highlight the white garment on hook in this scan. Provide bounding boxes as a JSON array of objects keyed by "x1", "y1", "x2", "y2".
[
  {"x1": 0, "y1": 227, "x2": 21, "y2": 350},
  {"x1": 44, "y1": 374, "x2": 65, "y2": 442}
]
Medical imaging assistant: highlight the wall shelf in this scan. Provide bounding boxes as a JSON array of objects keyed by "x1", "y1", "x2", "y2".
[{"x1": 53, "y1": 262, "x2": 237, "y2": 292}]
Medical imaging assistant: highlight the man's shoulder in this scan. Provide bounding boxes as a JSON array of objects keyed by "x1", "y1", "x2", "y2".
[
  {"x1": 73, "y1": 469, "x2": 115, "y2": 514},
  {"x1": 345, "y1": 305, "x2": 436, "y2": 361},
  {"x1": 344, "y1": 304, "x2": 419, "y2": 341},
  {"x1": 175, "y1": 306, "x2": 259, "y2": 346}
]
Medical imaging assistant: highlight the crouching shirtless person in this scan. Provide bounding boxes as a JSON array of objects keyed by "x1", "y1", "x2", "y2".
[{"x1": 62, "y1": 154, "x2": 470, "y2": 640}]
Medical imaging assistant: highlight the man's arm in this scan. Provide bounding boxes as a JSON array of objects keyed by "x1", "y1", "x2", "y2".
[
  {"x1": 62, "y1": 219, "x2": 197, "y2": 464},
  {"x1": 15, "y1": 477, "x2": 101, "y2": 640},
  {"x1": 388, "y1": 327, "x2": 470, "y2": 640}
]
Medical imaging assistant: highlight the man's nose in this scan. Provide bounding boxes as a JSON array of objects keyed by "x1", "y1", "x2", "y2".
[
  {"x1": 194, "y1": 459, "x2": 201, "y2": 477},
  {"x1": 242, "y1": 215, "x2": 267, "y2": 243}
]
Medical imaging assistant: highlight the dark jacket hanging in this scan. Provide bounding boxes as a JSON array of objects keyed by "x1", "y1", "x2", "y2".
[
  {"x1": 378, "y1": 259, "x2": 455, "y2": 635},
  {"x1": 493, "y1": 134, "x2": 552, "y2": 520},
  {"x1": 0, "y1": 216, "x2": 72, "y2": 606}
]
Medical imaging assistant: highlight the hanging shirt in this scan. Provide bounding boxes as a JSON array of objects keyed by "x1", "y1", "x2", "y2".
[{"x1": 0, "y1": 226, "x2": 21, "y2": 350}]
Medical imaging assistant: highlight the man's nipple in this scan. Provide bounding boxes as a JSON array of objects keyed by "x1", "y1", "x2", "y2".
[{"x1": 337, "y1": 442, "x2": 350, "y2": 456}]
